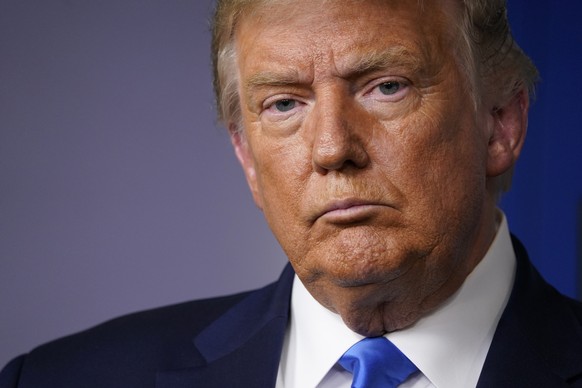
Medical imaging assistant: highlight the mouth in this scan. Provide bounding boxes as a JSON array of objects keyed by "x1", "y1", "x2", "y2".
[{"x1": 316, "y1": 199, "x2": 390, "y2": 224}]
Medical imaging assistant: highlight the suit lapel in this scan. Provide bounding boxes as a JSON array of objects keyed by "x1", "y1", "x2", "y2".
[
  {"x1": 156, "y1": 264, "x2": 295, "y2": 388},
  {"x1": 477, "y1": 237, "x2": 582, "y2": 387}
]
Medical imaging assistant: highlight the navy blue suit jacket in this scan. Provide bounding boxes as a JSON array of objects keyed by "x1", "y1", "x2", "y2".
[{"x1": 2, "y1": 237, "x2": 582, "y2": 387}]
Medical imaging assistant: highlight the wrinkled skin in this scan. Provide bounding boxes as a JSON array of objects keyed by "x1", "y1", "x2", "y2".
[{"x1": 231, "y1": 0, "x2": 528, "y2": 336}]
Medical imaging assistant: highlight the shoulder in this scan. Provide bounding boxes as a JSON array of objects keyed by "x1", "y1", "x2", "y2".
[
  {"x1": 510, "y1": 235, "x2": 582, "y2": 335},
  {"x1": 512, "y1": 235, "x2": 582, "y2": 322},
  {"x1": 0, "y1": 291, "x2": 251, "y2": 388},
  {"x1": 479, "y1": 236, "x2": 582, "y2": 386},
  {"x1": 39, "y1": 290, "x2": 252, "y2": 353},
  {"x1": 0, "y1": 264, "x2": 294, "y2": 388}
]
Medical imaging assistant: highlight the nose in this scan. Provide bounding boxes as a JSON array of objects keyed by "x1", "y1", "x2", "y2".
[{"x1": 310, "y1": 90, "x2": 370, "y2": 173}]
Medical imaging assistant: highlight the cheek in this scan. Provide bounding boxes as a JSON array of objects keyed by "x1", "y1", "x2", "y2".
[
  {"x1": 377, "y1": 105, "x2": 487, "y2": 218},
  {"x1": 250, "y1": 135, "x2": 312, "y2": 243}
]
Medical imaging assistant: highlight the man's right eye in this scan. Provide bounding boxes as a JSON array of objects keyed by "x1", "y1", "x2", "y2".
[{"x1": 272, "y1": 99, "x2": 296, "y2": 112}]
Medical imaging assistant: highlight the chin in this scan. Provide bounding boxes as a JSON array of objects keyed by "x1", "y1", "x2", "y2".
[
  {"x1": 339, "y1": 304, "x2": 419, "y2": 336},
  {"x1": 315, "y1": 281, "x2": 421, "y2": 336}
]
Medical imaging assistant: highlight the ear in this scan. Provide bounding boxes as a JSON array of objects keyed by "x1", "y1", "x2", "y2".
[
  {"x1": 486, "y1": 89, "x2": 529, "y2": 177},
  {"x1": 229, "y1": 123, "x2": 263, "y2": 210}
]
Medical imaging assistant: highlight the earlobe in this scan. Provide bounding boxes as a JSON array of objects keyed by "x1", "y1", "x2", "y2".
[
  {"x1": 229, "y1": 123, "x2": 263, "y2": 210},
  {"x1": 486, "y1": 89, "x2": 529, "y2": 177}
]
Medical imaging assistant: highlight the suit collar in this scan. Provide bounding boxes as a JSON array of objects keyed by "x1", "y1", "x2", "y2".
[
  {"x1": 156, "y1": 264, "x2": 295, "y2": 388},
  {"x1": 478, "y1": 236, "x2": 582, "y2": 387}
]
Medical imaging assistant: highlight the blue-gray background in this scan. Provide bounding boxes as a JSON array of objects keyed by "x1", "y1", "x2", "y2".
[{"x1": 1, "y1": 0, "x2": 581, "y2": 368}]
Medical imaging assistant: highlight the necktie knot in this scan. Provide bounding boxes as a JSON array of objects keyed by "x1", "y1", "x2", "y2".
[{"x1": 338, "y1": 337, "x2": 418, "y2": 388}]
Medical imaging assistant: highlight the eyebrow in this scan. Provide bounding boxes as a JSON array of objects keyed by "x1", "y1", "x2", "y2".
[
  {"x1": 243, "y1": 68, "x2": 310, "y2": 107},
  {"x1": 245, "y1": 69, "x2": 304, "y2": 90},
  {"x1": 341, "y1": 46, "x2": 425, "y2": 80},
  {"x1": 243, "y1": 45, "x2": 427, "y2": 94}
]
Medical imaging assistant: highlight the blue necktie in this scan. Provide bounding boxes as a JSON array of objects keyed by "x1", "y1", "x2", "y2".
[{"x1": 338, "y1": 337, "x2": 418, "y2": 388}]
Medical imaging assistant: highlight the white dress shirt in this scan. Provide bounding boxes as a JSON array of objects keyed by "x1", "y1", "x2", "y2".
[{"x1": 276, "y1": 214, "x2": 516, "y2": 388}]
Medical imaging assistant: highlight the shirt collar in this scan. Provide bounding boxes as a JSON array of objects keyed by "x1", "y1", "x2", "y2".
[
  {"x1": 388, "y1": 214, "x2": 516, "y2": 387},
  {"x1": 280, "y1": 213, "x2": 516, "y2": 388}
]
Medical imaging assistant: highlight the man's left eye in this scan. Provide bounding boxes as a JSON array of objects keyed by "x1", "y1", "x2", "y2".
[{"x1": 378, "y1": 81, "x2": 401, "y2": 95}]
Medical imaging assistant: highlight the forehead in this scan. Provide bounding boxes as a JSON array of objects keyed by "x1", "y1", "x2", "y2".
[{"x1": 234, "y1": 0, "x2": 459, "y2": 79}]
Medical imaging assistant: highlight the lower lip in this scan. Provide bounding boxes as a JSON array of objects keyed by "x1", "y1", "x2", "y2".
[{"x1": 320, "y1": 204, "x2": 383, "y2": 224}]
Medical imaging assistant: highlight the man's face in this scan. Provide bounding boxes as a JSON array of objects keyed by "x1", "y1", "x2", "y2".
[{"x1": 232, "y1": 0, "x2": 507, "y2": 335}]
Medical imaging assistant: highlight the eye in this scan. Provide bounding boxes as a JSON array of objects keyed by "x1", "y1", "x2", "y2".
[
  {"x1": 378, "y1": 81, "x2": 401, "y2": 95},
  {"x1": 272, "y1": 99, "x2": 296, "y2": 112}
]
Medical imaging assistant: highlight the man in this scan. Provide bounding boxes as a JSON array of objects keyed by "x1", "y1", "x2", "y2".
[{"x1": 1, "y1": 0, "x2": 581, "y2": 387}]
